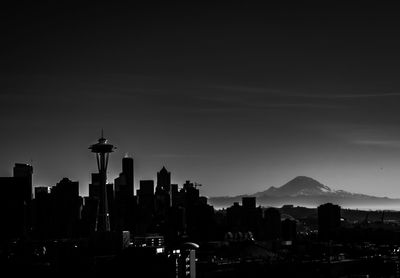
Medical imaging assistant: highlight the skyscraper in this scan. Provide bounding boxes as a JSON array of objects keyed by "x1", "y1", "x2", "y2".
[
  {"x1": 114, "y1": 156, "x2": 135, "y2": 231},
  {"x1": 137, "y1": 180, "x2": 155, "y2": 234},
  {"x1": 318, "y1": 203, "x2": 341, "y2": 240},
  {"x1": 263, "y1": 207, "x2": 282, "y2": 240},
  {"x1": 122, "y1": 156, "x2": 134, "y2": 196},
  {"x1": 52, "y1": 177, "x2": 81, "y2": 237},
  {"x1": 0, "y1": 163, "x2": 33, "y2": 241},
  {"x1": 138, "y1": 180, "x2": 155, "y2": 211},
  {"x1": 115, "y1": 156, "x2": 134, "y2": 197},
  {"x1": 13, "y1": 163, "x2": 33, "y2": 203},
  {"x1": 157, "y1": 166, "x2": 171, "y2": 192},
  {"x1": 89, "y1": 173, "x2": 101, "y2": 199},
  {"x1": 33, "y1": 186, "x2": 52, "y2": 239}
]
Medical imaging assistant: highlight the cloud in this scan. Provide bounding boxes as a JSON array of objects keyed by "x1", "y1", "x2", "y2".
[
  {"x1": 1, "y1": 74, "x2": 394, "y2": 117},
  {"x1": 210, "y1": 84, "x2": 400, "y2": 99},
  {"x1": 353, "y1": 140, "x2": 400, "y2": 148},
  {"x1": 305, "y1": 123, "x2": 400, "y2": 150},
  {"x1": 193, "y1": 86, "x2": 346, "y2": 112},
  {"x1": 297, "y1": 92, "x2": 400, "y2": 99},
  {"x1": 149, "y1": 153, "x2": 206, "y2": 158}
]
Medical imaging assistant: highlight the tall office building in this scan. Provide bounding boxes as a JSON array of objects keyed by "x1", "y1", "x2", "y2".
[
  {"x1": 157, "y1": 166, "x2": 171, "y2": 192},
  {"x1": 241, "y1": 197, "x2": 261, "y2": 237},
  {"x1": 183, "y1": 180, "x2": 200, "y2": 205},
  {"x1": 13, "y1": 163, "x2": 33, "y2": 203},
  {"x1": 171, "y1": 183, "x2": 179, "y2": 207},
  {"x1": 138, "y1": 180, "x2": 155, "y2": 211},
  {"x1": 155, "y1": 167, "x2": 172, "y2": 221},
  {"x1": 136, "y1": 180, "x2": 155, "y2": 234},
  {"x1": 122, "y1": 156, "x2": 134, "y2": 196},
  {"x1": 318, "y1": 203, "x2": 341, "y2": 240},
  {"x1": 264, "y1": 207, "x2": 282, "y2": 240},
  {"x1": 89, "y1": 173, "x2": 101, "y2": 199},
  {"x1": 0, "y1": 163, "x2": 33, "y2": 241},
  {"x1": 52, "y1": 178, "x2": 81, "y2": 237},
  {"x1": 114, "y1": 156, "x2": 135, "y2": 231},
  {"x1": 115, "y1": 156, "x2": 134, "y2": 197},
  {"x1": 33, "y1": 186, "x2": 52, "y2": 238}
]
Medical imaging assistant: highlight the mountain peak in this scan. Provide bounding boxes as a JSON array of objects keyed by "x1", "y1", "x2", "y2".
[
  {"x1": 259, "y1": 176, "x2": 332, "y2": 197},
  {"x1": 292, "y1": 176, "x2": 317, "y2": 181}
]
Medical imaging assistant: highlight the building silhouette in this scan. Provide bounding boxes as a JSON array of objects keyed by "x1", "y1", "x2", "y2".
[
  {"x1": 241, "y1": 197, "x2": 262, "y2": 238},
  {"x1": 137, "y1": 180, "x2": 155, "y2": 235},
  {"x1": 0, "y1": 163, "x2": 33, "y2": 242},
  {"x1": 52, "y1": 177, "x2": 82, "y2": 237},
  {"x1": 171, "y1": 183, "x2": 179, "y2": 207},
  {"x1": 180, "y1": 180, "x2": 214, "y2": 241},
  {"x1": 114, "y1": 156, "x2": 136, "y2": 231},
  {"x1": 227, "y1": 202, "x2": 242, "y2": 232},
  {"x1": 138, "y1": 180, "x2": 155, "y2": 212},
  {"x1": 281, "y1": 218, "x2": 297, "y2": 242},
  {"x1": 81, "y1": 196, "x2": 99, "y2": 235},
  {"x1": 89, "y1": 173, "x2": 101, "y2": 199},
  {"x1": 155, "y1": 167, "x2": 172, "y2": 224},
  {"x1": 32, "y1": 186, "x2": 52, "y2": 238},
  {"x1": 123, "y1": 156, "x2": 134, "y2": 195},
  {"x1": 115, "y1": 156, "x2": 134, "y2": 197},
  {"x1": 13, "y1": 163, "x2": 34, "y2": 203},
  {"x1": 263, "y1": 207, "x2": 282, "y2": 240},
  {"x1": 157, "y1": 166, "x2": 171, "y2": 193},
  {"x1": 318, "y1": 202, "x2": 341, "y2": 240},
  {"x1": 226, "y1": 197, "x2": 262, "y2": 240},
  {"x1": 242, "y1": 197, "x2": 256, "y2": 210}
]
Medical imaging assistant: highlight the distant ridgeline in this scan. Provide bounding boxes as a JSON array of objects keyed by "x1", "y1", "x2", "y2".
[{"x1": 209, "y1": 176, "x2": 400, "y2": 210}]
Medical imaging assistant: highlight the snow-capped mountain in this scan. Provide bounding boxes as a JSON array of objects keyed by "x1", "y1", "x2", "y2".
[
  {"x1": 209, "y1": 176, "x2": 400, "y2": 209},
  {"x1": 256, "y1": 176, "x2": 332, "y2": 197}
]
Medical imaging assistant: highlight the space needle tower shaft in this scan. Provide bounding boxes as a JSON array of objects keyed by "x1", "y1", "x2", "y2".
[{"x1": 89, "y1": 130, "x2": 116, "y2": 232}]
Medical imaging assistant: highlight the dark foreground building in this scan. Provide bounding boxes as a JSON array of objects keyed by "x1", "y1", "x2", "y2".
[
  {"x1": 0, "y1": 163, "x2": 33, "y2": 242},
  {"x1": 318, "y1": 203, "x2": 341, "y2": 240}
]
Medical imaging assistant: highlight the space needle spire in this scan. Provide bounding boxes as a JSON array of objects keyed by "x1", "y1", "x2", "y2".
[{"x1": 89, "y1": 130, "x2": 116, "y2": 232}]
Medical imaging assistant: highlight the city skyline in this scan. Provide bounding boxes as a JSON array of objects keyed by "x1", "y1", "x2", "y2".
[
  {"x1": 2, "y1": 3, "x2": 400, "y2": 199},
  {"x1": 2, "y1": 135, "x2": 400, "y2": 205},
  {"x1": 1, "y1": 129, "x2": 400, "y2": 200}
]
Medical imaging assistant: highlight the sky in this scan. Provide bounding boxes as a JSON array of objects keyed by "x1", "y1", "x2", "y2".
[{"x1": 1, "y1": 2, "x2": 400, "y2": 198}]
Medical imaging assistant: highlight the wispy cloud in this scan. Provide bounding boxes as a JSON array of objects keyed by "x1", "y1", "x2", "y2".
[
  {"x1": 353, "y1": 140, "x2": 400, "y2": 148},
  {"x1": 297, "y1": 92, "x2": 400, "y2": 99},
  {"x1": 2, "y1": 74, "x2": 395, "y2": 116},
  {"x1": 211, "y1": 84, "x2": 400, "y2": 99},
  {"x1": 149, "y1": 153, "x2": 207, "y2": 158},
  {"x1": 211, "y1": 85, "x2": 282, "y2": 94},
  {"x1": 305, "y1": 123, "x2": 400, "y2": 150},
  {"x1": 193, "y1": 85, "x2": 346, "y2": 112}
]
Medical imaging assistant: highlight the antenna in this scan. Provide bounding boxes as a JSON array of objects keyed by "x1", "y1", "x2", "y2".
[{"x1": 101, "y1": 128, "x2": 104, "y2": 138}]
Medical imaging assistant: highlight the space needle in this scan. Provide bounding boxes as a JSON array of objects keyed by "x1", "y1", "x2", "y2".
[{"x1": 89, "y1": 130, "x2": 116, "y2": 232}]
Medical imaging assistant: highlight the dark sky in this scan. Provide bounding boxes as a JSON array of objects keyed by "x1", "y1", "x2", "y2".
[{"x1": 1, "y1": 2, "x2": 400, "y2": 198}]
